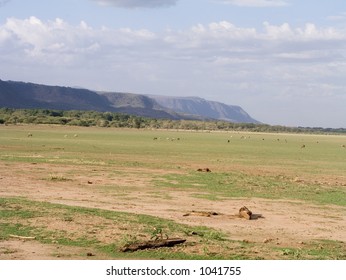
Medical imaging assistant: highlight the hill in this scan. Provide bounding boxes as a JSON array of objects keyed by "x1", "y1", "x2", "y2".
[
  {"x1": 0, "y1": 79, "x2": 259, "y2": 123},
  {"x1": 0, "y1": 80, "x2": 112, "y2": 111}
]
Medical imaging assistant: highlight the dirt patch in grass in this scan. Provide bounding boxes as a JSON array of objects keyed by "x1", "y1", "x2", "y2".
[{"x1": 1, "y1": 160, "x2": 345, "y2": 260}]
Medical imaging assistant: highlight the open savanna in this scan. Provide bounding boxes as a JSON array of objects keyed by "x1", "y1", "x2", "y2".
[{"x1": 0, "y1": 124, "x2": 345, "y2": 260}]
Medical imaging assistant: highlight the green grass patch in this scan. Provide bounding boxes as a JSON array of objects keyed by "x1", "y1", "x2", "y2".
[
  {"x1": 1, "y1": 126, "x2": 346, "y2": 173},
  {"x1": 278, "y1": 240, "x2": 346, "y2": 260},
  {"x1": 0, "y1": 223, "x2": 36, "y2": 241},
  {"x1": 0, "y1": 197, "x2": 236, "y2": 259},
  {"x1": 155, "y1": 171, "x2": 346, "y2": 206}
]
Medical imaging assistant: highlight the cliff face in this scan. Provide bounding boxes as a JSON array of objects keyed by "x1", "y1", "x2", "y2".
[{"x1": 151, "y1": 96, "x2": 259, "y2": 123}]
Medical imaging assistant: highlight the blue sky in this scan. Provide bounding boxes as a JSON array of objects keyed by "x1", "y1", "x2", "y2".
[{"x1": 1, "y1": 0, "x2": 346, "y2": 128}]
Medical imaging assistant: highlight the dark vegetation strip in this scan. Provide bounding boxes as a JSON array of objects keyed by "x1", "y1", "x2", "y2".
[{"x1": 1, "y1": 108, "x2": 345, "y2": 134}]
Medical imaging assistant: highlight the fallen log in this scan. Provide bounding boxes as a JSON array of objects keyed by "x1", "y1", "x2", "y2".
[
  {"x1": 120, "y1": 238, "x2": 186, "y2": 252},
  {"x1": 183, "y1": 211, "x2": 220, "y2": 217},
  {"x1": 9, "y1": 234, "x2": 36, "y2": 240}
]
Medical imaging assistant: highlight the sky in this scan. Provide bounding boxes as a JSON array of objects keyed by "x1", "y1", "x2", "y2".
[{"x1": 0, "y1": 0, "x2": 346, "y2": 128}]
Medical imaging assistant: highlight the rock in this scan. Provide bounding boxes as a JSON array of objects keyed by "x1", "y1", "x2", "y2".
[
  {"x1": 263, "y1": 238, "x2": 273, "y2": 243},
  {"x1": 239, "y1": 206, "x2": 252, "y2": 220}
]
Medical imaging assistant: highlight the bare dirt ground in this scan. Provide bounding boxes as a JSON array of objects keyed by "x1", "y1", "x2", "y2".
[
  {"x1": 0, "y1": 240, "x2": 113, "y2": 260},
  {"x1": 1, "y1": 161, "x2": 345, "y2": 259}
]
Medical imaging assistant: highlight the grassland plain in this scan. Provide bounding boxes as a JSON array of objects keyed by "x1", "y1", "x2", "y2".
[{"x1": 0, "y1": 124, "x2": 345, "y2": 260}]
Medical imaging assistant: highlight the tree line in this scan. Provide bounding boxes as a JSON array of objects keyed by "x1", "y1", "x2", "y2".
[{"x1": 0, "y1": 108, "x2": 345, "y2": 134}]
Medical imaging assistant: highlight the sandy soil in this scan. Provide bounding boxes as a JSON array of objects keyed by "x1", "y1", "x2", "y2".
[
  {"x1": 0, "y1": 161, "x2": 345, "y2": 259},
  {"x1": 0, "y1": 240, "x2": 111, "y2": 260}
]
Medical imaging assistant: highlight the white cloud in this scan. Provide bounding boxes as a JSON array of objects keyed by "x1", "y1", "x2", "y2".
[
  {"x1": 91, "y1": 0, "x2": 178, "y2": 8},
  {"x1": 163, "y1": 21, "x2": 346, "y2": 66},
  {"x1": 2, "y1": 17, "x2": 345, "y2": 70},
  {"x1": 262, "y1": 21, "x2": 345, "y2": 41},
  {"x1": 217, "y1": 0, "x2": 289, "y2": 7},
  {"x1": 0, "y1": 17, "x2": 156, "y2": 65}
]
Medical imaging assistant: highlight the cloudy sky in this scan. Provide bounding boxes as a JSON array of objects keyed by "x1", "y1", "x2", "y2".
[{"x1": 1, "y1": 0, "x2": 346, "y2": 128}]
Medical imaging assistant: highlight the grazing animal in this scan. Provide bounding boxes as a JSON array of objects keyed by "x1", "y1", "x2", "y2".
[
  {"x1": 197, "y1": 168, "x2": 211, "y2": 172},
  {"x1": 342, "y1": 145, "x2": 345, "y2": 148},
  {"x1": 27, "y1": 133, "x2": 33, "y2": 137},
  {"x1": 301, "y1": 144, "x2": 306, "y2": 149}
]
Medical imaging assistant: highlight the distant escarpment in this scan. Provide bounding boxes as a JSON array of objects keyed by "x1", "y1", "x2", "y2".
[
  {"x1": 151, "y1": 95, "x2": 259, "y2": 124},
  {"x1": 0, "y1": 79, "x2": 259, "y2": 123}
]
